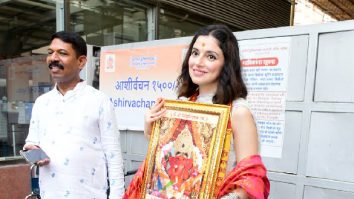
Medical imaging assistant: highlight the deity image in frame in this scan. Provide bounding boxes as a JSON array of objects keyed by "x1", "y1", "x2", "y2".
[{"x1": 142, "y1": 100, "x2": 230, "y2": 199}]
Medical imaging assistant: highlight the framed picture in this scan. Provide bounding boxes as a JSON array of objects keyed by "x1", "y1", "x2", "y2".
[{"x1": 142, "y1": 99, "x2": 231, "y2": 199}]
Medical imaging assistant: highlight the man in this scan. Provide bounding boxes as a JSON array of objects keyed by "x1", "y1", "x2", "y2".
[{"x1": 24, "y1": 31, "x2": 124, "y2": 198}]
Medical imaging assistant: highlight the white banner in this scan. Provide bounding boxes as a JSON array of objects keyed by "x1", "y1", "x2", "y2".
[{"x1": 100, "y1": 36, "x2": 291, "y2": 158}]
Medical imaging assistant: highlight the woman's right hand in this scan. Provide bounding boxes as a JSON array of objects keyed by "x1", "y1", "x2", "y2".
[{"x1": 144, "y1": 98, "x2": 166, "y2": 138}]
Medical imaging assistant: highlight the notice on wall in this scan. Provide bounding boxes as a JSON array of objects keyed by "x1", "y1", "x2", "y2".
[
  {"x1": 100, "y1": 44, "x2": 187, "y2": 130},
  {"x1": 239, "y1": 37, "x2": 291, "y2": 158}
]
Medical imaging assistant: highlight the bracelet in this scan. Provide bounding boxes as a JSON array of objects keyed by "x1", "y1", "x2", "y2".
[{"x1": 221, "y1": 192, "x2": 241, "y2": 199}]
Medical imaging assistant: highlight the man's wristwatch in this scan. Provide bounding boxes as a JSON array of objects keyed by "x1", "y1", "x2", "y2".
[{"x1": 221, "y1": 192, "x2": 241, "y2": 199}]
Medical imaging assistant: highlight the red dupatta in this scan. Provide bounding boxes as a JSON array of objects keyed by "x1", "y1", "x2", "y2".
[
  {"x1": 123, "y1": 160, "x2": 145, "y2": 198},
  {"x1": 190, "y1": 93, "x2": 270, "y2": 199},
  {"x1": 217, "y1": 155, "x2": 269, "y2": 199}
]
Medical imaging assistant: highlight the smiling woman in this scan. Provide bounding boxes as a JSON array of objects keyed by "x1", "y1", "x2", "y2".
[
  {"x1": 188, "y1": 35, "x2": 225, "y2": 94},
  {"x1": 124, "y1": 24, "x2": 270, "y2": 199},
  {"x1": 177, "y1": 24, "x2": 269, "y2": 199}
]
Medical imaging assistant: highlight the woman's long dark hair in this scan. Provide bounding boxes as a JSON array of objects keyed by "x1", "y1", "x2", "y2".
[{"x1": 177, "y1": 24, "x2": 247, "y2": 105}]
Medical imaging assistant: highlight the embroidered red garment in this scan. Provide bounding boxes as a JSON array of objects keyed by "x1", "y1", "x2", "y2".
[
  {"x1": 217, "y1": 155, "x2": 270, "y2": 199},
  {"x1": 122, "y1": 160, "x2": 145, "y2": 199}
]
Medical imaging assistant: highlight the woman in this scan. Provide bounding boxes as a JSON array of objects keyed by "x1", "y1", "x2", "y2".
[{"x1": 125, "y1": 24, "x2": 269, "y2": 199}]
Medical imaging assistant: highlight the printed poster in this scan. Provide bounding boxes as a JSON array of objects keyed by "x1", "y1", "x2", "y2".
[{"x1": 239, "y1": 37, "x2": 291, "y2": 158}]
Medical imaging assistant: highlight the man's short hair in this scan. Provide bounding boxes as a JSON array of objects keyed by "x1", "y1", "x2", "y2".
[{"x1": 51, "y1": 31, "x2": 87, "y2": 57}]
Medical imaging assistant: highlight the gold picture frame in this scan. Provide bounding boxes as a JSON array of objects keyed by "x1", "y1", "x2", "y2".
[{"x1": 142, "y1": 99, "x2": 231, "y2": 199}]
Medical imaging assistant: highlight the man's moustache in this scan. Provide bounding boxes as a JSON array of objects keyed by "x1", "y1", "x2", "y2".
[{"x1": 48, "y1": 61, "x2": 64, "y2": 70}]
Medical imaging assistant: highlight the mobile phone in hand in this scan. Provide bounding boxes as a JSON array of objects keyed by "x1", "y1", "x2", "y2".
[{"x1": 20, "y1": 148, "x2": 50, "y2": 164}]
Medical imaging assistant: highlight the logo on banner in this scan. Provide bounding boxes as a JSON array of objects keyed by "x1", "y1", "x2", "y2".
[
  {"x1": 105, "y1": 54, "x2": 116, "y2": 72},
  {"x1": 130, "y1": 56, "x2": 157, "y2": 70}
]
